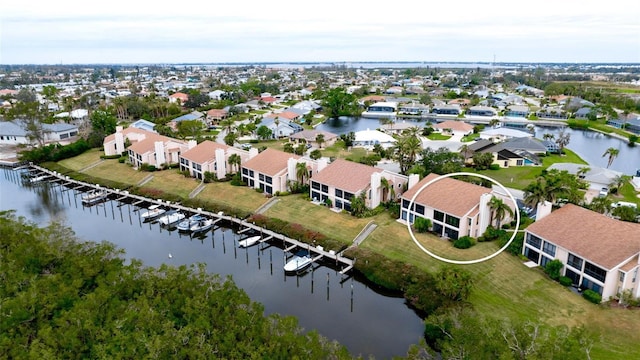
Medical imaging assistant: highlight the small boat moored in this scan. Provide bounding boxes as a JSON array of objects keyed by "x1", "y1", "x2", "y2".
[
  {"x1": 238, "y1": 235, "x2": 261, "y2": 248},
  {"x1": 140, "y1": 204, "x2": 166, "y2": 221},
  {"x1": 190, "y1": 218, "x2": 214, "y2": 234},
  {"x1": 284, "y1": 251, "x2": 313, "y2": 273},
  {"x1": 81, "y1": 189, "x2": 109, "y2": 205},
  {"x1": 176, "y1": 214, "x2": 205, "y2": 232},
  {"x1": 157, "y1": 210, "x2": 186, "y2": 226}
]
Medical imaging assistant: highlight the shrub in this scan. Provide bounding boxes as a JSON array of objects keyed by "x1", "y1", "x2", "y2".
[
  {"x1": 413, "y1": 217, "x2": 431, "y2": 233},
  {"x1": 488, "y1": 164, "x2": 500, "y2": 170},
  {"x1": 559, "y1": 276, "x2": 572, "y2": 286},
  {"x1": 203, "y1": 171, "x2": 216, "y2": 183},
  {"x1": 582, "y1": 289, "x2": 602, "y2": 304},
  {"x1": 118, "y1": 156, "x2": 127, "y2": 163},
  {"x1": 544, "y1": 259, "x2": 563, "y2": 281},
  {"x1": 453, "y1": 236, "x2": 475, "y2": 249}
]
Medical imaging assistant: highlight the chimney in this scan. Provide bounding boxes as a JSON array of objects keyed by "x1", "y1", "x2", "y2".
[
  {"x1": 248, "y1": 147, "x2": 259, "y2": 159},
  {"x1": 215, "y1": 148, "x2": 226, "y2": 179},
  {"x1": 408, "y1": 173, "x2": 420, "y2": 190},
  {"x1": 316, "y1": 157, "x2": 328, "y2": 173},
  {"x1": 536, "y1": 201, "x2": 553, "y2": 221},
  {"x1": 188, "y1": 140, "x2": 197, "y2": 149},
  {"x1": 154, "y1": 141, "x2": 166, "y2": 166}
]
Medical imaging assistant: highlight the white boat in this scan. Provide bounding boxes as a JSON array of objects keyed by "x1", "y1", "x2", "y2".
[
  {"x1": 238, "y1": 235, "x2": 261, "y2": 248},
  {"x1": 81, "y1": 189, "x2": 109, "y2": 204},
  {"x1": 361, "y1": 101, "x2": 397, "y2": 119},
  {"x1": 140, "y1": 204, "x2": 166, "y2": 221},
  {"x1": 190, "y1": 218, "x2": 214, "y2": 234},
  {"x1": 29, "y1": 175, "x2": 48, "y2": 183},
  {"x1": 157, "y1": 210, "x2": 186, "y2": 226},
  {"x1": 284, "y1": 251, "x2": 313, "y2": 272},
  {"x1": 176, "y1": 214, "x2": 205, "y2": 231}
]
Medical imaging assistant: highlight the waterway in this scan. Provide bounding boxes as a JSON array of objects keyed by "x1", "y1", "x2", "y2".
[
  {"x1": 0, "y1": 169, "x2": 426, "y2": 359},
  {"x1": 317, "y1": 117, "x2": 640, "y2": 175}
]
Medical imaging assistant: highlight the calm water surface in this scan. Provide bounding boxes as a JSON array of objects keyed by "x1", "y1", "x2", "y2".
[{"x1": 0, "y1": 169, "x2": 426, "y2": 359}]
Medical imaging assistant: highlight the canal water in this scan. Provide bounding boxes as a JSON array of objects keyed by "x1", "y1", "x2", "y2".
[
  {"x1": 0, "y1": 168, "x2": 425, "y2": 359},
  {"x1": 317, "y1": 117, "x2": 640, "y2": 175}
]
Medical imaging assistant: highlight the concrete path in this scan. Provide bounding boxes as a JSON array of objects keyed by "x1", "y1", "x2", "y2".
[
  {"x1": 352, "y1": 221, "x2": 378, "y2": 246},
  {"x1": 255, "y1": 197, "x2": 280, "y2": 214},
  {"x1": 78, "y1": 159, "x2": 104, "y2": 172},
  {"x1": 137, "y1": 174, "x2": 154, "y2": 186},
  {"x1": 189, "y1": 183, "x2": 206, "y2": 198}
]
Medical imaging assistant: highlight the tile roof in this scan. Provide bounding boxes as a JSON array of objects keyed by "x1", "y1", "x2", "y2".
[
  {"x1": 290, "y1": 129, "x2": 338, "y2": 142},
  {"x1": 433, "y1": 120, "x2": 474, "y2": 132},
  {"x1": 242, "y1": 148, "x2": 299, "y2": 176},
  {"x1": 312, "y1": 159, "x2": 383, "y2": 193},
  {"x1": 180, "y1": 140, "x2": 231, "y2": 164},
  {"x1": 526, "y1": 204, "x2": 640, "y2": 269},
  {"x1": 402, "y1": 173, "x2": 491, "y2": 217},
  {"x1": 128, "y1": 132, "x2": 186, "y2": 155}
]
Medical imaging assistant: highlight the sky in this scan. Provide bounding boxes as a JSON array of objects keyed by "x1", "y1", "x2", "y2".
[{"x1": 1, "y1": 0, "x2": 639, "y2": 64}]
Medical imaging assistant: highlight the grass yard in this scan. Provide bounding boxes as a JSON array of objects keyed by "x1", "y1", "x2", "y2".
[
  {"x1": 427, "y1": 133, "x2": 452, "y2": 140},
  {"x1": 82, "y1": 159, "x2": 149, "y2": 185},
  {"x1": 58, "y1": 148, "x2": 104, "y2": 170},
  {"x1": 143, "y1": 170, "x2": 200, "y2": 199},
  {"x1": 197, "y1": 181, "x2": 270, "y2": 214},
  {"x1": 614, "y1": 182, "x2": 640, "y2": 206},
  {"x1": 262, "y1": 195, "x2": 371, "y2": 244},
  {"x1": 469, "y1": 149, "x2": 588, "y2": 190},
  {"x1": 322, "y1": 141, "x2": 369, "y2": 161},
  {"x1": 362, "y1": 219, "x2": 640, "y2": 359}
]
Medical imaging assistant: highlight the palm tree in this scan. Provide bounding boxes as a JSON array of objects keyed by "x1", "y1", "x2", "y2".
[
  {"x1": 523, "y1": 178, "x2": 548, "y2": 208},
  {"x1": 602, "y1": 147, "x2": 620, "y2": 168},
  {"x1": 576, "y1": 166, "x2": 590, "y2": 179},
  {"x1": 589, "y1": 196, "x2": 612, "y2": 214},
  {"x1": 488, "y1": 196, "x2": 514, "y2": 228},
  {"x1": 611, "y1": 174, "x2": 629, "y2": 193},
  {"x1": 315, "y1": 133, "x2": 325, "y2": 149},
  {"x1": 555, "y1": 129, "x2": 571, "y2": 154},
  {"x1": 542, "y1": 133, "x2": 555, "y2": 141},
  {"x1": 295, "y1": 161, "x2": 309, "y2": 185},
  {"x1": 489, "y1": 119, "x2": 500, "y2": 128},
  {"x1": 459, "y1": 144, "x2": 473, "y2": 160},
  {"x1": 380, "y1": 177, "x2": 396, "y2": 202},
  {"x1": 228, "y1": 153, "x2": 241, "y2": 174},
  {"x1": 394, "y1": 133, "x2": 422, "y2": 174}
]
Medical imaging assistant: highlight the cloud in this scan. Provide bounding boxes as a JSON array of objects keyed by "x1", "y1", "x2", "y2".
[{"x1": 2, "y1": 0, "x2": 638, "y2": 64}]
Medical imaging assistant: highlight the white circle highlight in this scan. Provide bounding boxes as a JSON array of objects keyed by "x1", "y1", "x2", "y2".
[{"x1": 405, "y1": 172, "x2": 521, "y2": 265}]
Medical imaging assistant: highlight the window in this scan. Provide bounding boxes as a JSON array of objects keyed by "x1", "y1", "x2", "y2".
[
  {"x1": 565, "y1": 268, "x2": 580, "y2": 285},
  {"x1": 619, "y1": 272, "x2": 625, "y2": 282},
  {"x1": 434, "y1": 210, "x2": 444, "y2": 222},
  {"x1": 540, "y1": 256, "x2": 552, "y2": 267},
  {"x1": 633, "y1": 269, "x2": 638, "y2": 283},
  {"x1": 581, "y1": 278, "x2": 603, "y2": 295},
  {"x1": 259, "y1": 174, "x2": 264, "y2": 181},
  {"x1": 526, "y1": 233, "x2": 542, "y2": 249},
  {"x1": 335, "y1": 189, "x2": 343, "y2": 198},
  {"x1": 402, "y1": 199, "x2": 410, "y2": 210},
  {"x1": 321, "y1": 184, "x2": 328, "y2": 193},
  {"x1": 265, "y1": 176, "x2": 272, "y2": 185},
  {"x1": 445, "y1": 215, "x2": 460, "y2": 227},
  {"x1": 524, "y1": 248, "x2": 540, "y2": 263},
  {"x1": 415, "y1": 204, "x2": 425, "y2": 215},
  {"x1": 542, "y1": 242, "x2": 556, "y2": 257},
  {"x1": 567, "y1": 253, "x2": 583, "y2": 270},
  {"x1": 584, "y1": 262, "x2": 607, "y2": 283},
  {"x1": 344, "y1": 192, "x2": 354, "y2": 201},
  {"x1": 311, "y1": 181, "x2": 320, "y2": 190},
  {"x1": 242, "y1": 168, "x2": 248, "y2": 175},
  {"x1": 312, "y1": 191, "x2": 320, "y2": 201}
]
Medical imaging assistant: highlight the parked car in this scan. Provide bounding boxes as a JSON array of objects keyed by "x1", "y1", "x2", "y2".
[{"x1": 599, "y1": 187, "x2": 609, "y2": 197}]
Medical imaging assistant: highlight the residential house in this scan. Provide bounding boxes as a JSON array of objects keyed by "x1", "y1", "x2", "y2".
[
  {"x1": 310, "y1": 159, "x2": 408, "y2": 210},
  {"x1": 207, "y1": 90, "x2": 226, "y2": 100},
  {"x1": 432, "y1": 120, "x2": 474, "y2": 137},
  {"x1": 400, "y1": 173, "x2": 515, "y2": 240},
  {"x1": 505, "y1": 105, "x2": 529, "y2": 118},
  {"x1": 206, "y1": 109, "x2": 228, "y2": 125},
  {"x1": 608, "y1": 115, "x2": 640, "y2": 135},
  {"x1": 547, "y1": 163, "x2": 623, "y2": 192},
  {"x1": 467, "y1": 105, "x2": 497, "y2": 117},
  {"x1": 353, "y1": 129, "x2": 397, "y2": 149},
  {"x1": 130, "y1": 119, "x2": 157, "y2": 133},
  {"x1": 179, "y1": 140, "x2": 254, "y2": 181},
  {"x1": 0, "y1": 120, "x2": 78, "y2": 145},
  {"x1": 431, "y1": 104, "x2": 461, "y2": 116},
  {"x1": 103, "y1": 126, "x2": 189, "y2": 168},
  {"x1": 169, "y1": 92, "x2": 189, "y2": 104},
  {"x1": 289, "y1": 129, "x2": 338, "y2": 148},
  {"x1": 523, "y1": 204, "x2": 640, "y2": 301},
  {"x1": 398, "y1": 102, "x2": 430, "y2": 116},
  {"x1": 479, "y1": 127, "x2": 533, "y2": 142},
  {"x1": 241, "y1": 148, "x2": 321, "y2": 195},
  {"x1": 167, "y1": 111, "x2": 205, "y2": 131},
  {"x1": 380, "y1": 120, "x2": 422, "y2": 135},
  {"x1": 258, "y1": 116, "x2": 303, "y2": 139}
]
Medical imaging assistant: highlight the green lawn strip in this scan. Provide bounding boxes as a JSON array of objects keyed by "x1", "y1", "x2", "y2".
[
  {"x1": 58, "y1": 148, "x2": 104, "y2": 170},
  {"x1": 262, "y1": 195, "x2": 369, "y2": 243},
  {"x1": 242, "y1": 139, "x2": 286, "y2": 152},
  {"x1": 614, "y1": 182, "x2": 640, "y2": 206},
  {"x1": 143, "y1": 171, "x2": 199, "y2": 199},
  {"x1": 196, "y1": 182, "x2": 270, "y2": 214},
  {"x1": 427, "y1": 133, "x2": 452, "y2": 140},
  {"x1": 364, "y1": 220, "x2": 640, "y2": 359},
  {"x1": 82, "y1": 160, "x2": 150, "y2": 185}
]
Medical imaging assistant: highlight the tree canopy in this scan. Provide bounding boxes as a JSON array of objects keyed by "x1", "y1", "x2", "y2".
[
  {"x1": 320, "y1": 88, "x2": 360, "y2": 119},
  {"x1": 0, "y1": 211, "x2": 351, "y2": 359}
]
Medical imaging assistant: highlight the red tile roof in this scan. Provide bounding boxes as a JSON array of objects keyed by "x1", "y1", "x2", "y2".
[
  {"x1": 180, "y1": 140, "x2": 231, "y2": 164},
  {"x1": 242, "y1": 148, "x2": 299, "y2": 176},
  {"x1": 402, "y1": 173, "x2": 491, "y2": 217},
  {"x1": 433, "y1": 120, "x2": 474, "y2": 132},
  {"x1": 526, "y1": 204, "x2": 640, "y2": 269},
  {"x1": 312, "y1": 159, "x2": 382, "y2": 193}
]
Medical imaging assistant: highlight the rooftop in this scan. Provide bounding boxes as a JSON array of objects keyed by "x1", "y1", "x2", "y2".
[{"x1": 312, "y1": 158, "x2": 382, "y2": 193}]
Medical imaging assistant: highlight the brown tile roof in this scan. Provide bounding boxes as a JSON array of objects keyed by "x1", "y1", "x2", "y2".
[
  {"x1": 402, "y1": 173, "x2": 491, "y2": 217},
  {"x1": 242, "y1": 148, "x2": 299, "y2": 176},
  {"x1": 289, "y1": 129, "x2": 338, "y2": 142},
  {"x1": 311, "y1": 159, "x2": 383, "y2": 193},
  {"x1": 128, "y1": 132, "x2": 185, "y2": 155},
  {"x1": 103, "y1": 127, "x2": 153, "y2": 144},
  {"x1": 207, "y1": 109, "x2": 227, "y2": 117},
  {"x1": 620, "y1": 255, "x2": 639, "y2": 272},
  {"x1": 180, "y1": 140, "x2": 231, "y2": 164},
  {"x1": 433, "y1": 120, "x2": 474, "y2": 132},
  {"x1": 526, "y1": 204, "x2": 640, "y2": 269}
]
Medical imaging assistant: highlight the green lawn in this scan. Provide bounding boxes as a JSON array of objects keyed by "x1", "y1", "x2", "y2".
[
  {"x1": 461, "y1": 133, "x2": 480, "y2": 142},
  {"x1": 470, "y1": 150, "x2": 588, "y2": 190},
  {"x1": 143, "y1": 171, "x2": 200, "y2": 199},
  {"x1": 614, "y1": 182, "x2": 640, "y2": 206},
  {"x1": 427, "y1": 133, "x2": 452, "y2": 140},
  {"x1": 58, "y1": 148, "x2": 104, "y2": 170},
  {"x1": 197, "y1": 181, "x2": 270, "y2": 214},
  {"x1": 82, "y1": 159, "x2": 150, "y2": 185}
]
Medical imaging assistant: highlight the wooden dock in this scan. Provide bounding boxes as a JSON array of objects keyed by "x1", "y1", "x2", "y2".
[{"x1": 27, "y1": 164, "x2": 356, "y2": 274}]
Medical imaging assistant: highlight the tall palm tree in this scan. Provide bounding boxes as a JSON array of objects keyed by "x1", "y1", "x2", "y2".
[
  {"x1": 523, "y1": 178, "x2": 548, "y2": 208},
  {"x1": 576, "y1": 166, "x2": 590, "y2": 179},
  {"x1": 489, "y1": 119, "x2": 500, "y2": 128},
  {"x1": 488, "y1": 196, "x2": 514, "y2": 228},
  {"x1": 295, "y1": 161, "x2": 309, "y2": 185},
  {"x1": 602, "y1": 147, "x2": 620, "y2": 168},
  {"x1": 459, "y1": 144, "x2": 472, "y2": 160},
  {"x1": 542, "y1": 133, "x2": 555, "y2": 141},
  {"x1": 380, "y1": 177, "x2": 396, "y2": 202},
  {"x1": 315, "y1": 133, "x2": 325, "y2": 149},
  {"x1": 228, "y1": 153, "x2": 241, "y2": 174},
  {"x1": 555, "y1": 129, "x2": 571, "y2": 155},
  {"x1": 588, "y1": 196, "x2": 612, "y2": 214}
]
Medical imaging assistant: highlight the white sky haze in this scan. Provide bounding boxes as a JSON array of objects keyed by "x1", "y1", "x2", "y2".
[{"x1": 1, "y1": 0, "x2": 639, "y2": 64}]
